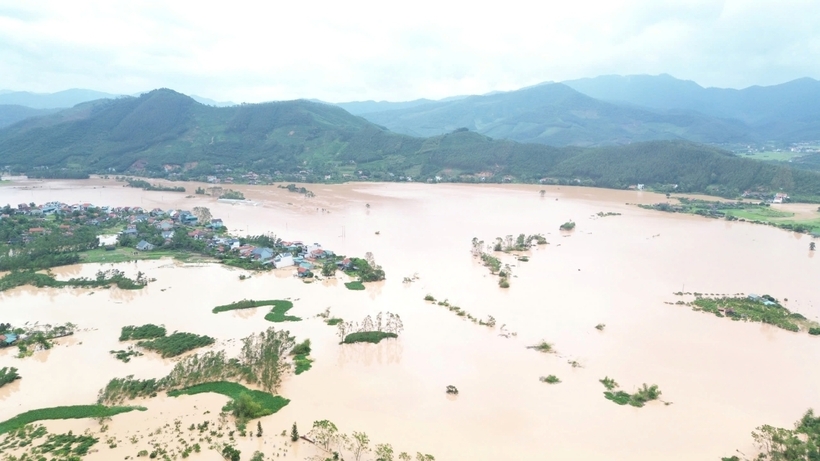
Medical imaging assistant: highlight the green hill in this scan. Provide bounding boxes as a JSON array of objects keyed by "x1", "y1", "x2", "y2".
[{"x1": 2, "y1": 88, "x2": 819, "y2": 200}]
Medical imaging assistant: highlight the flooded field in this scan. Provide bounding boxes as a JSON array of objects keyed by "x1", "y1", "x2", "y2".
[{"x1": 1, "y1": 178, "x2": 818, "y2": 460}]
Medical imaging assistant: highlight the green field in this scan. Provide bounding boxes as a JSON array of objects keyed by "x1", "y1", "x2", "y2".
[
  {"x1": 167, "y1": 382, "x2": 289, "y2": 418},
  {"x1": 0, "y1": 405, "x2": 145, "y2": 434},
  {"x1": 263, "y1": 300, "x2": 301, "y2": 322},
  {"x1": 80, "y1": 247, "x2": 208, "y2": 264},
  {"x1": 213, "y1": 299, "x2": 279, "y2": 314},
  {"x1": 342, "y1": 331, "x2": 397, "y2": 344}
]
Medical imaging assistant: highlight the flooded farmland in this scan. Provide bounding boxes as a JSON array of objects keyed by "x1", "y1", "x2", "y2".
[{"x1": 1, "y1": 178, "x2": 818, "y2": 460}]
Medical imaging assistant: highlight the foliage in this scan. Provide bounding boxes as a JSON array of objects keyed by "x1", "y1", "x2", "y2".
[
  {"x1": 600, "y1": 379, "x2": 662, "y2": 408},
  {"x1": 345, "y1": 256, "x2": 385, "y2": 283},
  {"x1": 291, "y1": 339, "x2": 311, "y2": 356},
  {"x1": 109, "y1": 348, "x2": 143, "y2": 363},
  {"x1": 263, "y1": 300, "x2": 302, "y2": 322},
  {"x1": 291, "y1": 339, "x2": 313, "y2": 374},
  {"x1": 0, "y1": 366, "x2": 21, "y2": 387},
  {"x1": 745, "y1": 408, "x2": 820, "y2": 461},
  {"x1": 0, "y1": 268, "x2": 146, "y2": 293},
  {"x1": 0, "y1": 405, "x2": 144, "y2": 434},
  {"x1": 529, "y1": 341, "x2": 555, "y2": 353},
  {"x1": 291, "y1": 422, "x2": 299, "y2": 442},
  {"x1": 137, "y1": 332, "x2": 215, "y2": 358},
  {"x1": 221, "y1": 443, "x2": 241, "y2": 461},
  {"x1": 559, "y1": 221, "x2": 576, "y2": 231},
  {"x1": 119, "y1": 324, "x2": 166, "y2": 341},
  {"x1": 540, "y1": 375, "x2": 561, "y2": 384},
  {"x1": 685, "y1": 295, "x2": 819, "y2": 334},
  {"x1": 221, "y1": 190, "x2": 245, "y2": 200}
]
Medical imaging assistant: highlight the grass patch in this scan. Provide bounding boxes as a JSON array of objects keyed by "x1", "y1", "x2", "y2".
[
  {"x1": 167, "y1": 382, "x2": 289, "y2": 418},
  {"x1": 263, "y1": 300, "x2": 301, "y2": 322},
  {"x1": 0, "y1": 405, "x2": 145, "y2": 434},
  {"x1": 342, "y1": 331, "x2": 398, "y2": 344},
  {"x1": 687, "y1": 295, "x2": 819, "y2": 334},
  {"x1": 213, "y1": 299, "x2": 279, "y2": 314},
  {"x1": 81, "y1": 247, "x2": 203, "y2": 265},
  {"x1": 325, "y1": 318, "x2": 343, "y2": 326},
  {"x1": 293, "y1": 355, "x2": 313, "y2": 374},
  {"x1": 344, "y1": 281, "x2": 365, "y2": 290},
  {"x1": 137, "y1": 332, "x2": 215, "y2": 358},
  {"x1": 119, "y1": 324, "x2": 166, "y2": 341}
]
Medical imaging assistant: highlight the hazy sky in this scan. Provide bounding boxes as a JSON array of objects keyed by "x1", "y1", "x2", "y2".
[{"x1": 0, "y1": 0, "x2": 818, "y2": 103}]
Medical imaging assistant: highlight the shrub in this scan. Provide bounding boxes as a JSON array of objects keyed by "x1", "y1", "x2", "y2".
[
  {"x1": 540, "y1": 375, "x2": 561, "y2": 384},
  {"x1": 342, "y1": 331, "x2": 397, "y2": 344},
  {"x1": 120, "y1": 324, "x2": 166, "y2": 341},
  {"x1": 559, "y1": 221, "x2": 576, "y2": 231},
  {"x1": 137, "y1": 332, "x2": 215, "y2": 358}
]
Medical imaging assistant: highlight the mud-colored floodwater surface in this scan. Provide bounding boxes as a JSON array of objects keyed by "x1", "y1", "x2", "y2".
[{"x1": 1, "y1": 178, "x2": 819, "y2": 460}]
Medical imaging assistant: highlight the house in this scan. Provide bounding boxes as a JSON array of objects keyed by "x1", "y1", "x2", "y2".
[
  {"x1": 181, "y1": 214, "x2": 198, "y2": 225},
  {"x1": 123, "y1": 227, "x2": 138, "y2": 236},
  {"x1": 297, "y1": 267, "x2": 311, "y2": 277},
  {"x1": 161, "y1": 230, "x2": 175, "y2": 240},
  {"x1": 273, "y1": 253, "x2": 295, "y2": 269},
  {"x1": 772, "y1": 193, "x2": 789, "y2": 204},
  {"x1": 748, "y1": 294, "x2": 761, "y2": 302},
  {"x1": 0, "y1": 333, "x2": 18, "y2": 346},
  {"x1": 251, "y1": 247, "x2": 274, "y2": 261},
  {"x1": 209, "y1": 218, "x2": 224, "y2": 229},
  {"x1": 136, "y1": 240, "x2": 155, "y2": 251},
  {"x1": 157, "y1": 220, "x2": 174, "y2": 231}
]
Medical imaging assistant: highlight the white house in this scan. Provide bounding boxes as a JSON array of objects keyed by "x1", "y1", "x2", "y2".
[{"x1": 274, "y1": 253, "x2": 295, "y2": 269}]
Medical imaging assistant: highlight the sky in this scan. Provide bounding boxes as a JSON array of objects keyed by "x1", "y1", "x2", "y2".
[{"x1": 0, "y1": 0, "x2": 818, "y2": 103}]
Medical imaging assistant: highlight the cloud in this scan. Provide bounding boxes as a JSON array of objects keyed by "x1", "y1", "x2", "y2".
[{"x1": 0, "y1": 0, "x2": 817, "y2": 102}]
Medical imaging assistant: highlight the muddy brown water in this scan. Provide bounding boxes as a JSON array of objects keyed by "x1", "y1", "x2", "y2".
[{"x1": 1, "y1": 178, "x2": 818, "y2": 460}]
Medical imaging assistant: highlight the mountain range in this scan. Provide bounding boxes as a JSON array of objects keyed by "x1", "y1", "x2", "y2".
[
  {"x1": 2, "y1": 88, "x2": 819, "y2": 201},
  {"x1": 349, "y1": 76, "x2": 820, "y2": 146}
]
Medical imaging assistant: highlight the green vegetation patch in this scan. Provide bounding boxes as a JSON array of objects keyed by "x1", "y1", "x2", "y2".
[
  {"x1": 263, "y1": 300, "x2": 301, "y2": 322},
  {"x1": 540, "y1": 375, "x2": 561, "y2": 384},
  {"x1": 344, "y1": 281, "x2": 365, "y2": 290},
  {"x1": 599, "y1": 379, "x2": 662, "y2": 408},
  {"x1": 0, "y1": 405, "x2": 145, "y2": 435},
  {"x1": 325, "y1": 317, "x2": 343, "y2": 326},
  {"x1": 0, "y1": 366, "x2": 21, "y2": 387},
  {"x1": 213, "y1": 299, "x2": 280, "y2": 313},
  {"x1": 137, "y1": 332, "x2": 215, "y2": 357},
  {"x1": 685, "y1": 294, "x2": 819, "y2": 334},
  {"x1": 119, "y1": 324, "x2": 166, "y2": 341},
  {"x1": 342, "y1": 331, "x2": 398, "y2": 344},
  {"x1": 167, "y1": 382, "x2": 289, "y2": 419},
  {"x1": 109, "y1": 349, "x2": 143, "y2": 363},
  {"x1": 291, "y1": 339, "x2": 313, "y2": 375},
  {"x1": 0, "y1": 269, "x2": 145, "y2": 293},
  {"x1": 727, "y1": 409, "x2": 820, "y2": 461}
]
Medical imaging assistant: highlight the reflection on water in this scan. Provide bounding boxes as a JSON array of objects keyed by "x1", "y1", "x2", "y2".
[
  {"x1": 336, "y1": 339, "x2": 404, "y2": 367},
  {"x1": 0, "y1": 380, "x2": 21, "y2": 401}
]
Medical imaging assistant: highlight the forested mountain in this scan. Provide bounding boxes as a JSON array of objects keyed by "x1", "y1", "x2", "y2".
[
  {"x1": 0, "y1": 105, "x2": 59, "y2": 128},
  {"x1": 563, "y1": 75, "x2": 820, "y2": 141},
  {"x1": 0, "y1": 89, "x2": 123, "y2": 109},
  {"x1": 355, "y1": 83, "x2": 756, "y2": 146},
  {"x1": 2, "y1": 88, "x2": 820, "y2": 200}
]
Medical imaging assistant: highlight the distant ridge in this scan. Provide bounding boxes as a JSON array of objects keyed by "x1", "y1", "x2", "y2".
[{"x1": 2, "y1": 87, "x2": 820, "y2": 201}]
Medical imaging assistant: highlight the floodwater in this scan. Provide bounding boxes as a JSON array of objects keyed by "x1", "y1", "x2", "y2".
[{"x1": 1, "y1": 178, "x2": 819, "y2": 460}]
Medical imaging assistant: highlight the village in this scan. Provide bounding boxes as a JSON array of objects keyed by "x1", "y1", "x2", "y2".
[{"x1": 1, "y1": 201, "x2": 366, "y2": 280}]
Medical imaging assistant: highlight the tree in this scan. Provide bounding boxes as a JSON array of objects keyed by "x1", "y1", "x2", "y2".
[
  {"x1": 193, "y1": 207, "x2": 212, "y2": 223},
  {"x1": 310, "y1": 420, "x2": 339, "y2": 451},
  {"x1": 539, "y1": 189, "x2": 546, "y2": 197},
  {"x1": 398, "y1": 453, "x2": 411, "y2": 461},
  {"x1": 811, "y1": 242, "x2": 816, "y2": 251},
  {"x1": 221, "y1": 444, "x2": 241, "y2": 461},
  {"x1": 351, "y1": 431, "x2": 370, "y2": 461},
  {"x1": 321, "y1": 261, "x2": 336, "y2": 277},
  {"x1": 291, "y1": 422, "x2": 299, "y2": 442},
  {"x1": 256, "y1": 421, "x2": 263, "y2": 437},
  {"x1": 375, "y1": 443, "x2": 394, "y2": 461}
]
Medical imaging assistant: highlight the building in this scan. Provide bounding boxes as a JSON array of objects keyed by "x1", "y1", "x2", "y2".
[
  {"x1": 274, "y1": 253, "x2": 295, "y2": 269},
  {"x1": 136, "y1": 240, "x2": 155, "y2": 251}
]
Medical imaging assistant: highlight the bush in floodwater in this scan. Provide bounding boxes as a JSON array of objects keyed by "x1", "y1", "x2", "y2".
[
  {"x1": 809, "y1": 328, "x2": 820, "y2": 336},
  {"x1": 540, "y1": 375, "x2": 561, "y2": 384},
  {"x1": 559, "y1": 221, "x2": 576, "y2": 231},
  {"x1": 529, "y1": 341, "x2": 554, "y2": 353}
]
